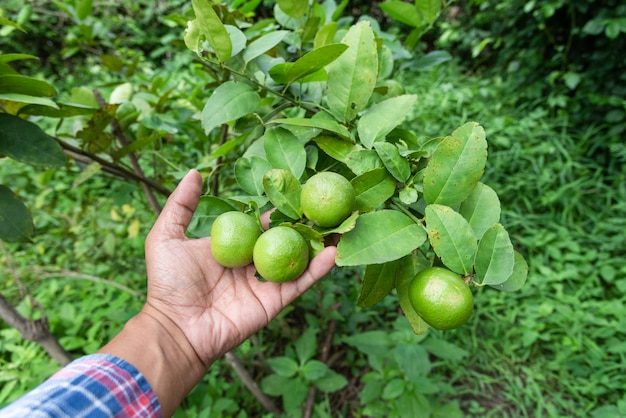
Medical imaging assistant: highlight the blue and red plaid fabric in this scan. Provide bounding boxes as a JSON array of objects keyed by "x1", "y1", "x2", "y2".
[{"x1": 0, "y1": 354, "x2": 161, "y2": 417}]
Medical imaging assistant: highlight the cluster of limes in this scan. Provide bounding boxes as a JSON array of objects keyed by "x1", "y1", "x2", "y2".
[
  {"x1": 210, "y1": 172, "x2": 356, "y2": 282},
  {"x1": 210, "y1": 170, "x2": 474, "y2": 330}
]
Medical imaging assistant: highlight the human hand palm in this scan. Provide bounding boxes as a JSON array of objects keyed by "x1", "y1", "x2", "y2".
[{"x1": 144, "y1": 170, "x2": 337, "y2": 366}]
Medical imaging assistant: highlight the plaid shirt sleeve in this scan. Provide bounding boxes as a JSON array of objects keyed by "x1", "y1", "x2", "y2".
[{"x1": 0, "y1": 353, "x2": 162, "y2": 418}]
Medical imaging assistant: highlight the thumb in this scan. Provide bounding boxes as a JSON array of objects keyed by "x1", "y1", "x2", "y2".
[{"x1": 149, "y1": 169, "x2": 203, "y2": 240}]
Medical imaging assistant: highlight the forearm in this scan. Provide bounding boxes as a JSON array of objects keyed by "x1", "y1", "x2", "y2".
[{"x1": 98, "y1": 306, "x2": 208, "y2": 417}]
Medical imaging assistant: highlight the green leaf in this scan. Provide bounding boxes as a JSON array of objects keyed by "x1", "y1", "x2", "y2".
[
  {"x1": 18, "y1": 101, "x2": 96, "y2": 117},
  {"x1": 301, "y1": 360, "x2": 330, "y2": 381},
  {"x1": 0, "y1": 93, "x2": 59, "y2": 110},
  {"x1": 0, "y1": 74, "x2": 57, "y2": 97},
  {"x1": 243, "y1": 30, "x2": 289, "y2": 64},
  {"x1": 374, "y1": 142, "x2": 411, "y2": 182},
  {"x1": 314, "y1": 370, "x2": 348, "y2": 392},
  {"x1": 286, "y1": 43, "x2": 348, "y2": 84},
  {"x1": 190, "y1": 0, "x2": 232, "y2": 62},
  {"x1": 264, "y1": 127, "x2": 307, "y2": 179},
  {"x1": 475, "y1": 223, "x2": 515, "y2": 285},
  {"x1": 380, "y1": 1, "x2": 422, "y2": 27},
  {"x1": 295, "y1": 328, "x2": 317, "y2": 364},
  {"x1": 0, "y1": 185, "x2": 34, "y2": 242},
  {"x1": 421, "y1": 338, "x2": 469, "y2": 362},
  {"x1": 336, "y1": 210, "x2": 427, "y2": 266},
  {"x1": 343, "y1": 330, "x2": 392, "y2": 356},
  {"x1": 358, "y1": 260, "x2": 400, "y2": 307},
  {"x1": 458, "y1": 182, "x2": 501, "y2": 239},
  {"x1": 234, "y1": 156, "x2": 272, "y2": 196},
  {"x1": 489, "y1": 251, "x2": 528, "y2": 292},
  {"x1": 407, "y1": 50, "x2": 452, "y2": 71},
  {"x1": 423, "y1": 122, "x2": 488, "y2": 207},
  {"x1": 200, "y1": 81, "x2": 260, "y2": 135},
  {"x1": 262, "y1": 168, "x2": 302, "y2": 220},
  {"x1": 0, "y1": 113, "x2": 66, "y2": 167},
  {"x1": 382, "y1": 378, "x2": 405, "y2": 400},
  {"x1": 415, "y1": 0, "x2": 442, "y2": 25},
  {"x1": 351, "y1": 168, "x2": 397, "y2": 212},
  {"x1": 270, "y1": 116, "x2": 350, "y2": 138},
  {"x1": 394, "y1": 344, "x2": 431, "y2": 381},
  {"x1": 0, "y1": 54, "x2": 39, "y2": 64},
  {"x1": 266, "y1": 356, "x2": 299, "y2": 377},
  {"x1": 282, "y1": 379, "x2": 309, "y2": 412},
  {"x1": 313, "y1": 135, "x2": 360, "y2": 162},
  {"x1": 76, "y1": 0, "x2": 93, "y2": 20},
  {"x1": 345, "y1": 149, "x2": 383, "y2": 175},
  {"x1": 260, "y1": 374, "x2": 289, "y2": 396},
  {"x1": 314, "y1": 22, "x2": 338, "y2": 48},
  {"x1": 358, "y1": 96, "x2": 418, "y2": 148},
  {"x1": 425, "y1": 204, "x2": 477, "y2": 275},
  {"x1": 326, "y1": 21, "x2": 378, "y2": 123},
  {"x1": 395, "y1": 254, "x2": 430, "y2": 335},
  {"x1": 187, "y1": 196, "x2": 238, "y2": 238},
  {"x1": 277, "y1": 0, "x2": 308, "y2": 18}
]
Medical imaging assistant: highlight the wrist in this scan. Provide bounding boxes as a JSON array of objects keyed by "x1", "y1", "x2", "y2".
[{"x1": 99, "y1": 306, "x2": 208, "y2": 416}]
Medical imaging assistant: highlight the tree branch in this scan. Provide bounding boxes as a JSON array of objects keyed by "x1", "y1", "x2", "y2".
[
  {"x1": 0, "y1": 293, "x2": 73, "y2": 366},
  {"x1": 93, "y1": 89, "x2": 163, "y2": 215},
  {"x1": 56, "y1": 139, "x2": 171, "y2": 196},
  {"x1": 224, "y1": 351, "x2": 281, "y2": 415}
]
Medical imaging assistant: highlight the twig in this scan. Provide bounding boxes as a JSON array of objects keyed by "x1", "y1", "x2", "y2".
[
  {"x1": 0, "y1": 293, "x2": 73, "y2": 366},
  {"x1": 224, "y1": 351, "x2": 281, "y2": 415},
  {"x1": 0, "y1": 242, "x2": 73, "y2": 366},
  {"x1": 211, "y1": 123, "x2": 230, "y2": 196},
  {"x1": 28, "y1": 268, "x2": 142, "y2": 298},
  {"x1": 93, "y1": 89, "x2": 162, "y2": 215},
  {"x1": 57, "y1": 140, "x2": 171, "y2": 196}
]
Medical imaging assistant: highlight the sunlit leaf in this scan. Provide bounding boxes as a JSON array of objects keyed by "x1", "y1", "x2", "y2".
[
  {"x1": 357, "y1": 95, "x2": 418, "y2": 148},
  {"x1": 425, "y1": 204, "x2": 477, "y2": 275},
  {"x1": 234, "y1": 156, "x2": 272, "y2": 196},
  {"x1": 337, "y1": 210, "x2": 426, "y2": 266},
  {"x1": 200, "y1": 81, "x2": 260, "y2": 135},
  {"x1": 262, "y1": 169, "x2": 302, "y2": 220},
  {"x1": 327, "y1": 21, "x2": 378, "y2": 123},
  {"x1": 458, "y1": 182, "x2": 501, "y2": 239},
  {"x1": 489, "y1": 251, "x2": 529, "y2": 292},
  {"x1": 264, "y1": 127, "x2": 307, "y2": 179},
  {"x1": 351, "y1": 168, "x2": 397, "y2": 212},
  {"x1": 475, "y1": 224, "x2": 515, "y2": 285},
  {"x1": 423, "y1": 122, "x2": 488, "y2": 207}
]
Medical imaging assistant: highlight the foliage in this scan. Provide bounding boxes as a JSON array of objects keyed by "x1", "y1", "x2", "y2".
[
  {"x1": 1, "y1": 0, "x2": 625, "y2": 417},
  {"x1": 436, "y1": 0, "x2": 626, "y2": 165}
]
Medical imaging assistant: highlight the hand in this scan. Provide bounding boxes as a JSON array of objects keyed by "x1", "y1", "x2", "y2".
[{"x1": 143, "y1": 169, "x2": 337, "y2": 367}]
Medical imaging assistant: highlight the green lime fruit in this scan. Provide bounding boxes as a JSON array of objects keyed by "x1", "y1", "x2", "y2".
[
  {"x1": 301, "y1": 172, "x2": 356, "y2": 228},
  {"x1": 210, "y1": 211, "x2": 261, "y2": 268},
  {"x1": 408, "y1": 267, "x2": 473, "y2": 330},
  {"x1": 253, "y1": 226, "x2": 309, "y2": 283}
]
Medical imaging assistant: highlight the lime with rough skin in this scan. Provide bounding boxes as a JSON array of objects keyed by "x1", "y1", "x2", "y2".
[
  {"x1": 253, "y1": 226, "x2": 309, "y2": 283},
  {"x1": 301, "y1": 172, "x2": 356, "y2": 228},
  {"x1": 210, "y1": 211, "x2": 262, "y2": 268},
  {"x1": 408, "y1": 267, "x2": 474, "y2": 330}
]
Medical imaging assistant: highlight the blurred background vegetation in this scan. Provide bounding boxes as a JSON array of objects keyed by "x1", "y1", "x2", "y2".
[{"x1": 1, "y1": 0, "x2": 625, "y2": 417}]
